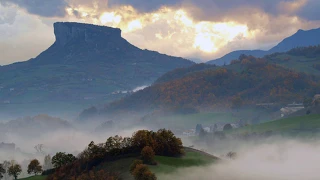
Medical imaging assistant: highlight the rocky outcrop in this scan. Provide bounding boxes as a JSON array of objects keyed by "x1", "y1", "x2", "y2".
[{"x1": 53, "y1": 22, "x2": 122, "y2": 47}]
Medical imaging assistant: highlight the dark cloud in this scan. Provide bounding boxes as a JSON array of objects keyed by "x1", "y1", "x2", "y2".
[
  {"x1": 108, "y1": 0, "x2": 180, "y2": 12},
  {"x1": 1, "y1": 0, "x2": 68, "y2": 17},
  {"x1": 107, "y1": 0, "x2": 294, "y2": 20},
  {"x1": 297, "y1": 0, "x2": 320, "y2": 21}
]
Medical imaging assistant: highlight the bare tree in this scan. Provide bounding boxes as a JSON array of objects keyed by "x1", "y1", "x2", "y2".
[{"x1": 34, "y1": 144, "x2": 45, "y2": 155}]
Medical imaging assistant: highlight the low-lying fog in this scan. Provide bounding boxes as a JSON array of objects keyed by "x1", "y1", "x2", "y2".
[
  {"x1": 161, "y1": 139, "x2": 320, "y2": 180},
  {"x1": 1, "y1": 115, "x2": 320, "y2": 180}
]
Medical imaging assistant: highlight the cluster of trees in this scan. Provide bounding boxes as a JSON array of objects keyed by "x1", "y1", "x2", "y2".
[
  {"x1": 105, "y1": 55, "x2": 320, "y2": 112},
  {"x1": 0, "y1": 158, "x2": 48, "y2": 180},
  {"x1": 287, "y1": 45, "x2": 320, "y2": 58},
  {"x1": 0, "y1": 161, "x2": 22, "y2": 180},
  {"x1": 47, "y1": 129, "x2": 183, "y2": 180}
]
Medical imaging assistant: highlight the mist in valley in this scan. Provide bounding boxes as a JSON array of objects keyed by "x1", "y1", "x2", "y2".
[{"x1": 161, "y1": 138, "x2": 320, "y2": 180}]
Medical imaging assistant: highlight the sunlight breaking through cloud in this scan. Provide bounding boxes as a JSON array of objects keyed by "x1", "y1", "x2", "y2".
[{"x1": 65, "y1": 5, "x2": 253, "y2": 55}]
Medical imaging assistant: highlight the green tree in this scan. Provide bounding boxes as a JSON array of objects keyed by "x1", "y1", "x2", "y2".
[
  {"x1": 27, "y1": 159, "x2": 43, "y2": 175},
  {"x1": 52, "y1": 152, "x2": 76, "y2": 168},
  {"x1": 0, "y1": 163, "x2": 5, "y2": 179},
  {"x1": 141, "y1": 146, "x2": 155, "y2": 164},
  {"x1": 8, "y1": 164, "x2": 22, "y2": 180}
]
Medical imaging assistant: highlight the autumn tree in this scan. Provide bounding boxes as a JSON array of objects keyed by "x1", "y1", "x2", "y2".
[
  {"x1": 27, "y1": 159, "x2": 42, "y2": 175},
  {"x1": 8, "y1": 164, "x2": 22, "y2": 180},
  {"x1": 132, "y1": 130, "x2": 156, "y2": 151},
  {"x1": 52, "y1": 152, "x2": 76, "y2": 168},
  {"x1": 0, "y1": 164, "x2": 5, "y2": 179},
  {"x1": 130, "y1": 160, "x2": 143, "y2": 174},
  {"x1": 132, "y1": 164, "x2": 156, "y2": 180},
  {"x1": 154, "y1": 129, "x2": 184, "y2": 156},
  {"x1": 141, "y1": 146, "x2": 155, "y2": 165}
]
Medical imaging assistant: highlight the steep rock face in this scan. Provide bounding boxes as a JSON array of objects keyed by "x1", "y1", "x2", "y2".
[
  {"x1": 31, "y1": 22, "x2": 137, "y2": 65},
  {"x1": 53, "y1": 22, "x2": 122, "y2": 47}
]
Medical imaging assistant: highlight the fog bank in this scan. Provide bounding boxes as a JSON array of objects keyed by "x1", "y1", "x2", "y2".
[{"x1": 161, "y1": 140, "x2": 320, "y2": 180}]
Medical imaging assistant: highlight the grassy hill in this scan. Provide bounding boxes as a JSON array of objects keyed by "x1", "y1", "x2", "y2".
[
  {"x1": 94, "y1": 148, "x2": 217, "y2": 180},
  {"x1": 17, "y1": 149, "x2": 217, "y2": 180},
  {"x1": 231, "y1": 114, "x2": 320, "y2": 135}
]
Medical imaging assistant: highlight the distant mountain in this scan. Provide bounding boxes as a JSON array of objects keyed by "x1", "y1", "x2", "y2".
[
  {"x1": 0, "y1": 22, "x2": 193, "y2": 116},
  {"x1": 207, "y1": 27, "x2": 320, "y2": 65}
]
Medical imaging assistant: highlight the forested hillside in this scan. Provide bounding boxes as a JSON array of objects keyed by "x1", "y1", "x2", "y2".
[{"x1": 100, "y1": 56, "x2": 319, "y2": 114}]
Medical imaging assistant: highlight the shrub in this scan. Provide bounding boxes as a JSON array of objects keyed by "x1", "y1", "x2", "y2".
[
  {"x1": 132, "y1": 164, "x2": 156, "y2": 180},
  {"x1": 130, "y1": 160, "x2": 143, "y2": 174},
  {"x1": 141, "y1": 146, "x2": 155, "y2": 165}
]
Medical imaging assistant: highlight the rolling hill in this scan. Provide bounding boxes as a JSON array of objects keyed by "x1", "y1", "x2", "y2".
[
  {"x1": 207, "y1": 27, "x2": 320, "y2": 65},
  {"x1": 96, "y1": 56, "x2": 319, "y2": 116},
  {"x1": 231, "y1": 114, "x2": 320, "y2": 135},
  {"x1": 0, "y1": 22, "x2": 194, "y2": 118}
]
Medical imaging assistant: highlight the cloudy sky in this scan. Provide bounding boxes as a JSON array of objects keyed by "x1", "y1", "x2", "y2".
[{"x1": 0, "y1": 0, "x2": 320, "y2": 65}]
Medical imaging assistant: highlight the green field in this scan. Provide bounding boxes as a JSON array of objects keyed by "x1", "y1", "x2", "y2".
[
  {"x1": 149, "y1": 149, "x2": 217, "y2": 175},
  {"x1": 18, "y1": 176, "x2": 47, "y2": 180},
  {"x1": 231, "y1": 114, "x2": 320, "y2": 135},
  {"x1": 97, "y1": 148, "x2": 217, "y2": 180}
]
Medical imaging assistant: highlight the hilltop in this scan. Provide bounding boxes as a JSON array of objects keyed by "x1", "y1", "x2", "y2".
[
  {"x1": 207, "y1": 27, "x2": 320, "y2": 65},
  {"x1": 0, "y1": 22, "x2": 193, "y2": 118}
]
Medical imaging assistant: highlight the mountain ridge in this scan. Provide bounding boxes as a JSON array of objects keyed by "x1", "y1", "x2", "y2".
[{"x1": 207, "y1": 27, "x2": 320, "y2": 65}]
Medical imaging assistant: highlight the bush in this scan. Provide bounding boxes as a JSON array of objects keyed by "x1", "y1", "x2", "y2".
[
  {"x1": 132, "y1": 164, "x2": 156, "y2": 180},
  {"x1": 130, "y1": 160, "x2": 143, "y2": 174},
  {"x1": 141, "y1": 146, "x2": 156, "y2": 165}
]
